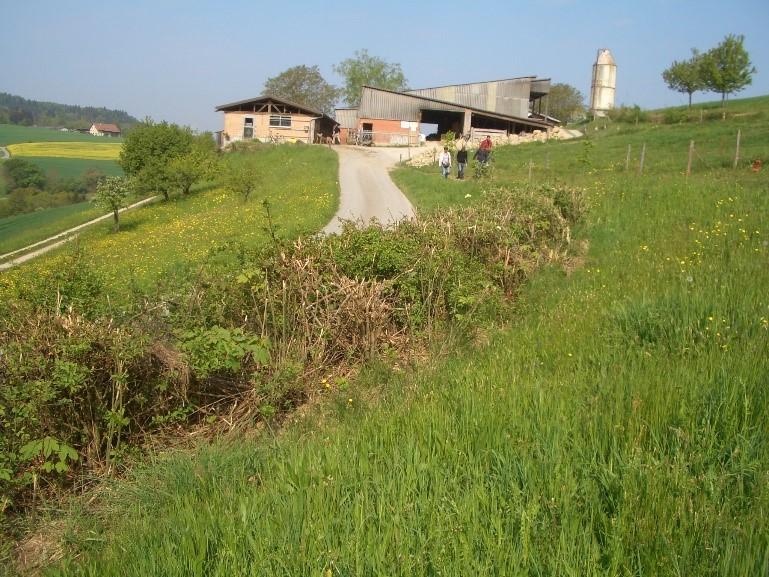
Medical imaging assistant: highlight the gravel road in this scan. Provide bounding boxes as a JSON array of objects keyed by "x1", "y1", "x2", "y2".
[{"x1": 323, "y1": 146, "x2": 415, "y2": 234}]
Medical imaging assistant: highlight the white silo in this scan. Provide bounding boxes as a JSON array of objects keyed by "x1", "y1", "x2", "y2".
[{"x1": 590, "y1": 49, "x2": 616, "y2": 117}]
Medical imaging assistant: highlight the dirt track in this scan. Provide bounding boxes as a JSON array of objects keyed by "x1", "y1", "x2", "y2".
[
  {"x1": 0, "y1": 196, "x2": 158, "y2": 271},
  {"x1": 323, "y1": 146, "x2": 415, "y2": 234}
]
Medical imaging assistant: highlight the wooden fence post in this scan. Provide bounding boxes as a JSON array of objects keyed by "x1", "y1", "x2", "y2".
[
  {"x1": 686, "y1": 140, "x2": 694, "y2": 177},
  {"x1": 733, "y1": 129, "x2": 741, "y2": 169},
  {"x1": 638, "y1": 143, "x2": 646, "y2": 175},
  {"x1": 528, "y1": 159, "x2": 533, "y2": 182},
  {"x1": 625, "y1": 144, "x2": 631, "y2": 171}
]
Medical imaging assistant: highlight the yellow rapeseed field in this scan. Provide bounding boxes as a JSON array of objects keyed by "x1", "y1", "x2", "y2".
[{"x1": 7, "y1": 141, "x2": 122, "y2": 160}]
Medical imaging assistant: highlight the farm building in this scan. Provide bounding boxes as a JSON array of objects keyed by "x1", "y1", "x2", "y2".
[
  {"x1": 89, "y1": 123, "x2": 121, "y2": 137},
  {"x1": 215, "y1": 95, "x2": 336, "y2": 147},
  {"x1": 337, "y1": 76, "x2": 555, "y2": 145}
]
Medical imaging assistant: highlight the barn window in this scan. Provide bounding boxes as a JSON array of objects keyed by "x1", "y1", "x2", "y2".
[
  {"x1": 269, "y1": 115, "x2": 292, "y2": 128},
  {"x1": 243, "y1": 117, "x2": 254, "y2": 139}
]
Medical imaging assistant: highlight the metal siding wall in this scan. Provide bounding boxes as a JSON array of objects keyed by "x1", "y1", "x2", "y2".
[
  {"x1": 335, "y1": 109, "x2": 359, "y2": 129},
  {"x1": 359, "y1": 88, "x2": 463, "y2": 121},
  {"x1": 407, "y1": 79, "x2": 532, "y2": 116}
]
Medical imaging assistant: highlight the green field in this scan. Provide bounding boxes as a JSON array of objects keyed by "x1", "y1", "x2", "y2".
[
  {"x1": 25, "y1": 156, "x2": 122, "y2": 179},
  {"x1": 0, "y1": 201, "x2": 102, "y2": 254},
  {"x1": 7, "y1": 97, "x2": 769, "y2": 576},
  {"x1": 0, "y1": 145, "x2": 339, "y2": 296},
  {"x1": 0, "y1": 124, "x2": 123, "y2": 146}
]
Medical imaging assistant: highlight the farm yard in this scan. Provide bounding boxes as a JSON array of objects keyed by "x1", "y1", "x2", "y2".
[{"x1": 1, "y1": 95, "x2": 769, "y2": 576}]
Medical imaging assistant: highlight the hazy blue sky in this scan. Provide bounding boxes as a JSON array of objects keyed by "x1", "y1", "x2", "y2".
[{"x1": 2, "y1": 0, "x2": 767, "y2": 131}]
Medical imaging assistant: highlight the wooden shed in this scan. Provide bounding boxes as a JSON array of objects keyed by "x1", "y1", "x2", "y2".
[{"x1": 215, "y1": 95, "x2": 336, "y2": 147}]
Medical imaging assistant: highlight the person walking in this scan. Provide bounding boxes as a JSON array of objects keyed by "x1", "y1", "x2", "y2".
[
  {"x1": 478, "y1": 135, "x2": 493, "y2": 163},
  {"x1": 438, "y1": 146, "x2": 452, "y2": 179},
  {"x1": 456, "y1": 136, "x2": 468, "y2": 179}
]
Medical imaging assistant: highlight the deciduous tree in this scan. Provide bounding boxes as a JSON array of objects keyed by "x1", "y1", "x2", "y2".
[
  {"x1": 662, "y1": 49, "x2": 706, "y2": 108},
  {"x1": 2, "y1": 158, "x2": 46, "y2": 191},
  {"x1": 224, "y1": 160, "x2": 261, "y2": 202},
  {"x1": 119, "y1": 120, "x2": 194, "y2": 201},
  {"x1": 263, "y1": 65, "x2": 339, "y2": 116},
  {"x1": 333, "y1": 49, "x2": 408, "y2": 106},
  {"x1": 169, "y1": 133, "x2": 218, "y2": 196},
  {"x1": 542, "y1": 83, "x2": 585, "y2": 123},
  {"x1": 700, "y1": 34, "x2": 756, "y2": 105},
  {"x1": 94, "y1": 176, "x2": 131, "y2": 232}
]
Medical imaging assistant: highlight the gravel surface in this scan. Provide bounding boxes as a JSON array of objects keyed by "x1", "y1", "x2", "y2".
[{"x1": 323, "y1": 145, "x2": 415, "y2": 234}]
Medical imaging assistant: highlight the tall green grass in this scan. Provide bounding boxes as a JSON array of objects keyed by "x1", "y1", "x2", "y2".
[
  {"x1": 29, "y1": 157, "x2": 122, "y2": 179},
  {"x1": 0, "y1": 201, "x2": 101, "y2": 254},
  {"x1": 30, "y1": 99, "x2": 769, "y2": 575}
]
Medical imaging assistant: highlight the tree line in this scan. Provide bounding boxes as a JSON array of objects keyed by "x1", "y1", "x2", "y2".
[
  {"x1": 0, "y1": 158, "x2": 107, "y2": 218},
  {"x1": 0, "y1": 92, "x2": 139, "y2": 128},
  {"x1": 662, "y1": 34, "x2": 755, "y2": 107}
]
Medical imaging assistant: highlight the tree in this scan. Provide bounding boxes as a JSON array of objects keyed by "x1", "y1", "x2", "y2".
[
  {"x1": 224, "y1": 160, "x2": 261, "y2": 202},
  {"x1": 333, "y1": 49, "x2": 408, "y2": 106},
  {"x1": 662, "y1": 49, "x2": 706, "y2": 108},
  {"x1": 168, "y1": 133, "x2": 218, "y2": 196},
  {"x1": 119, "y1": 120, "x2": 194, "y2": 201},
  {"x1": 542, "y1": 83, "x2": 585, "y2": 123},
  {"x1": 263, "y1": 65, "x2": 339, "y2": 116},
  {"x1": 3, "y1": 158, "x2": 46, "y2": 191},
  {"x1": 700, "y1": 34, "x2": 756, "y2": 105},
  {"x1": 93, "y1": 176, "x2": 131, "y2": 232}
]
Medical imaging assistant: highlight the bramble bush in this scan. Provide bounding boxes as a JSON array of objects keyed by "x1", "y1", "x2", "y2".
[{"x1": 0, "y1": 183, "x2": 583, "y2": 511}]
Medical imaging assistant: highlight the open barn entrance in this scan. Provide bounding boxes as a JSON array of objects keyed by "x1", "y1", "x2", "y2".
[{"x1": 420, "y1": 109, "x2": 465, "y2": 139}]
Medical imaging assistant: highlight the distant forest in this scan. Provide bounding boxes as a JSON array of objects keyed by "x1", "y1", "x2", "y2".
[{"x1": 0, "y1": 92, "x2": 139, "y2": 129}]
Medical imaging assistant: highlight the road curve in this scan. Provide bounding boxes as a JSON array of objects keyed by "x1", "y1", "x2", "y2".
[{"x1": 323, "y1": 146, "x2": 415, "y2": 235}]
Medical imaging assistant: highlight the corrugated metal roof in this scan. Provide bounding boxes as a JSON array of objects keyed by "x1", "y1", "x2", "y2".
[
  {"x1": 359, "y1": 87, "x2": 465, "y2": 122},
  {"x1": 357, "y1": 86, "x2": 552, "y2": 129},
  {"x1": 334, "y1": 108, "x2": 359, "y2": 129},
  {"x1": 407, "y1": 78, "x2": 535, "y2": 117}
]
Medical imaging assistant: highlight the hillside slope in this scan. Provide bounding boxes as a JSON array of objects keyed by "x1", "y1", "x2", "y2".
[{"x1": 9, "y1": 96, "x2": 769, "y2": 576}]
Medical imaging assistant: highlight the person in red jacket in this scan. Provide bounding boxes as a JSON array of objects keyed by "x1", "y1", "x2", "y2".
[{"x1": 476, "y1": 135, "x2": 492, "y2": 164}]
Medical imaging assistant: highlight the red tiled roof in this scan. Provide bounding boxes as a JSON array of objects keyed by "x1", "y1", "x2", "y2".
[{"x1": 92, "y1": 123, "x2": 121, "y2": 133}]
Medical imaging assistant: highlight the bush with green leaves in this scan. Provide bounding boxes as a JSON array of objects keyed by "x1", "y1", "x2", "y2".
[{"x1": 0, "y1": 183, "x2": 583, "y2": 512}]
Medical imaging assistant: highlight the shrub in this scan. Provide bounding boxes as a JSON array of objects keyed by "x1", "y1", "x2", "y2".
[{"x1": 0, "y1": 183, "x2": 584, "y2": 511}]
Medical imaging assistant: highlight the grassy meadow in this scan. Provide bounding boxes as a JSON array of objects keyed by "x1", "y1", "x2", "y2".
[
  {"x1": 7, "y1": 98, "x2": 769, "y2": 576},
  {"x1": 0, "y1": 145, "x2": 338, "y2": 296},
  {"x1": 0, "y1": 201, "x2": 102, "y2": 255}
]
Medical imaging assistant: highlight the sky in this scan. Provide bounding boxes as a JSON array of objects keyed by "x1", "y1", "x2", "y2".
[{"x1": 1, "y1": 0, "x2": 767, "y2": 132}]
